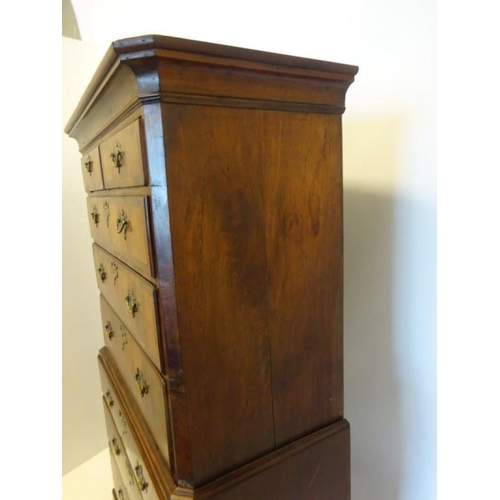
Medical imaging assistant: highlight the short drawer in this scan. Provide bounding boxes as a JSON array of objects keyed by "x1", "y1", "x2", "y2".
[
  {"x1": 87, "y1": 195, "x2": 154, "y2": 280},
  {"x1": 101, "y1": 295, "x2": 171, "y2": 465},
  {"x1": 81, "y1": 146, "x2": 104, "y2": 192},
  {"x1": 103, "y1": 399, "x2": 145, "y2": 500},
  {"x1": 110, "y1": 447, "x2": 132, "y2": 500},
  {"x1": 100, "y1": 364, "x2": 162, "y2": 500},
  {"x1": 92, "y1": 244, "x2": 161, "y2": 371},
  {"x1": 100, "y1": 119, "x2": 146, "y2": 189}
]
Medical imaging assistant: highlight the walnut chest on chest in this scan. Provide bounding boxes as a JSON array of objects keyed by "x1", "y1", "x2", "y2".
[{"x1": 65, "y1": 34, "x2": 357, "y2": 500}]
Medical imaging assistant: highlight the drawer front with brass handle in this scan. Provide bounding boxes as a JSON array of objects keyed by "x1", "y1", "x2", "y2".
[
  {"x1": 101, "y1": 380, "x2": 126, "y2": 444},
  {"x1": 109, "y1": 448, "x2": 132, "y2": 500},
  {"x1": 80, "y1": 146, "x2": 104, "y2": 192},
  {"x1": 99, "y1": 119, "x2": 146, "y2": 189},
  {"x1": 100, "y1": 364, "x2": 161, "y2": 500},
  {"x1": 86, "y1": 195, "x2": 154, "y2": 281},
  {"x1": 100, "y1": 295, "x2": 171, "y2": 465},
  {"x1": 102, "y1": 399, "x2": 145, "y2": 500},
  {"x1": 113, "y1": 488, "x2": 130, "y2": 500},
  {"x1": 92, "y1": 244, "x2": 161, "y2": 371}
]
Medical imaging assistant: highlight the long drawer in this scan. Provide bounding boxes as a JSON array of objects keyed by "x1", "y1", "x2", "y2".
[
  {"x1": 103, "y1": 399, "x2": 144, "y2": 500},
  {"x1": 100, "y1": 362, "x2": 162, "y2": 500},
  {"x1": 109, "y1": 447, "x2": 132, "y2": 500},
  {"x1": 92, "y1": 244, "x2": 162, "y2": 371},
  {"x1": 87, "y1": 194, "x2": 154, "y2": 281},
  {"x1": 100, "y1": 295, "x2": 171, "y2": 465}
]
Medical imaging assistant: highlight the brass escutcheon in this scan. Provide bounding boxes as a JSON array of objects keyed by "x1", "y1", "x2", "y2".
[
  {"x1": 105, "y1": 390, "x2": 114, "y2": 408},
  {"x1": 98, "y1": 263, "x2": 106, "y2": 282},
  {"x1": 119, "y1": 409, "x2": 128, "y2": 435},
  {"x1": 125, "y1": 290, "x2": 138, "y2": 317},
  {"x1": 120, "y1": 325, "x2": 128, "y2": 350},
  {"x1": 84, "y1": 155, "x2": 93, "y2": 175},
  {"x1": 116, "y1": 209, "x2": 129, "y2": 240},
  {"x1": 110, "y1": 143, "x2": 123, "y2": 172},
  {"x1": 91, "y1": 206, "x2": 99, "y2": 226},
  {"x1": 105, "y1": 321, "x2": 114, "y2": 340},
  {"x1": 111, "y1": 437, "x2": 120, "y2": 455},
  {"x1": 111, "y1": 261, "x2": 119, "y2": 284},
  {"x1": 134, "y1": 464, "x2": 148, "y2": 491},
  {"x1": 126, "y1": 460, "x2": 135, "y2": 487},
  {"x1": 135, "y1": 368, "x2": 149, "y2": 398},
  {"x1": 103, "y1": 201, "x2": 110, "y2": 227}
]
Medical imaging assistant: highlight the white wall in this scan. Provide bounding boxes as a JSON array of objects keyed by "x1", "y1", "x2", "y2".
[
  {"x1": 63, "y1": 1, "x2": 436, "y2": 498},
  {"x1": 62, "y1": 36, "x2": 108, "y2": 475}
]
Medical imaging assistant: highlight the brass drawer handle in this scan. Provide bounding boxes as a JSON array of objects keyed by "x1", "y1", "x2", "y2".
[
  {"x1": 126, "y1": 459, "x2": 135, "y2": 487},
  {"x1": 120, "y1": 325, "x2": 128, "y2": 350},
  {"x1": 111, "y1": 437, "x2": 121, "y2": 455},
  {"x1": 117, "y1": 489, "x2": 125, "y2": 500},
  {"x1": 103, "y1": 201, "x2": 110, "y2": 227},
  {"x1": 105, "y1": 321, "x2": 114, "y2": 340},
  {"x1": 135, "y1": 369, "x2": 149, "y2": 398},
  {"x1": 119, "y1": 409, "x2": 128, "y2": 435},
  {"x1": 110, "y1": 143, "x2": 123, "y2": 173},
  {"x1": 91, "y1": 206, "x2": 100, "y2": 226},
  {"x1": 125, "y1": 291, "x2": 138, "y2": 317},
  {"x1": 111, "y1": 261, "x2": 119, "y2": 284},
  {"x1": 105, "y1": 390, "x2": 114, "y2": 408},
  {"x1": 134, "y1": 464, "x2": 148, "y2": 491},
  {"x1": 116, "y1": 210, "x2": 129, "y2": 240},
  {"x1": 98, "y1": 263, "x2": 106, "y2": 282},
  {"x1": 84, "y1": 155, "x2": 93, "y2": 175}
]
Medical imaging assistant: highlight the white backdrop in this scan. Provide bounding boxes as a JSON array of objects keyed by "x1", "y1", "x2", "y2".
[
  {"x1": 62, "y1": 1, "x2": 436, "y2": 498},
  {"x1": 62, "y1": 37, "x2": 107, "y2": 475}
]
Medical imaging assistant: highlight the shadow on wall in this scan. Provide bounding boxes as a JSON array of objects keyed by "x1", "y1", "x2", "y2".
[
  {"x1": 343, "y1": 117, "x2": 436, "y2": 500},
  {"x1": 343, "y1": 112, "x2": 402, "y2": 500},
  {"x1": 344, "y1": 187, "x2": 401, "y2": 500}
]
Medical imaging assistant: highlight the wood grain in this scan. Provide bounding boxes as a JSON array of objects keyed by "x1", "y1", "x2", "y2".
[
  {"x1": 261, "y1": 111, "x2": 344, "y2": 446},
  {"x1": 100, "y1": 119, "x2": 147, "y2": 189},
  {"x1": 99, "y1": 348, "x2": 179, "y2": 500},
  {"x1": 87, "y1": 194, "x2": 155, "y2": 281},
  {"x1": 80, "y1": 146, "x2": 104, "y2": 192},
  {"x1": 66, "y1": 35, "x2": 358, "y2": 150},
  {"x1": 92, "y1": 244, "x2": 161, "y2": 370},
  {"x1": 196, "y1": 420, "x2": 350, "y2": 500},
  {"x1": 102, "y1": 397, "x2": 144, "y2": 500},
  {"x1": 112, "y1": 34, "x2": 358, "y2": 75},
  {"x1": 157, "y1": 58, "x2": 350, "y2": 110},
  {"x1": 101, "y1": 295, "x2": 170, "y2": 466},
  {"x1": 67, "y1": 34, "x2": 357, "y2": 499},
  {"x1": 165, "y1": 104, "x2": 344, "y2": 479},
  {"x1": 109, "y1": 446, "x2": 133, "y2": 500},
  {"x1": 165, "y1": 104, "x2": 275, "y2": 486},
  {"x1": 141, "y1": 102, "x2": 193, "y2": 485},
  {"x1": 66, "y1": 64, "x2": 140, "y2": 150}
]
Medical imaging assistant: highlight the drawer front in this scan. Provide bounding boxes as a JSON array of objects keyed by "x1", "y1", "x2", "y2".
[
  {"x1": 100, "y1": 368, "x2": 161, "y2": 500},
  {"x1": 110, "y1": 448, "x2": 132, "y2": 500},
  {"x1": 92, "y1": 244, "x2": 161, "y2": 370},
  {"x1": 81, "y1": 146, "x2": 104, "y2": 192},
  {"x1": 100, "y1": 119, "x2": 146, "y2": 189},
  {"x1": 87, "y1": 195, "x2": 154, "y2": 280},
  {"x1": 103, "y1": 400, "x2": 144, "y2": 500},
  {"x1": 100, "y1": 295, "x2": 170, "y2": 465}
]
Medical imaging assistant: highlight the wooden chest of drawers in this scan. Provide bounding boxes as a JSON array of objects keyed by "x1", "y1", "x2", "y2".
[{"x1": 66, "y1": 34, "x2": 357, "y2": 500}]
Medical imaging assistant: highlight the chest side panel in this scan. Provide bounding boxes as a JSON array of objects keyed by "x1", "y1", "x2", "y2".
[
  {"x1": 165, "y1": 104, "x2": 344, "y2": 482},
  {"x1": 261, "y1": 111, "x2": 344, "y2": 445},
  {"x1": 164, "y1": 104, "x2": 276, "y2": 485}
]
